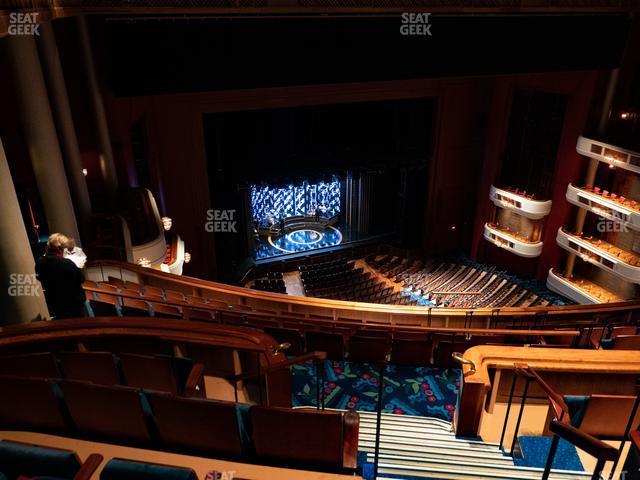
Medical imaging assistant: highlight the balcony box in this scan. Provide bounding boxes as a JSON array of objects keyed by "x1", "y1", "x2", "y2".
[
  {"x1": 490, "y1": 185, "x2": 552, "y2": 220},
  {"x1": 484, "y1": 223, "x2": 543, "y2": 258}
]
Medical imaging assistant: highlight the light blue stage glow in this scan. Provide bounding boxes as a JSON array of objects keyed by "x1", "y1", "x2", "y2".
[{"x1": 250, "y1": 177, "x2": 341, "y2": 228}]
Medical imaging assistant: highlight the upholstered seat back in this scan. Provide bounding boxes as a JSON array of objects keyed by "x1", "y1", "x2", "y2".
[
  {"x1": 58, "y1": 352, "x2": 121, "y2": 386},
  {"x1": 0, "y1": 353, "x2": 60, "y2": 378},
  {"x1": 251, "y1": 407, "x2": 348, "y2": 469},
  {"x1": 0, "y1": 441, "x2": 80, "y2": 480},
  {"x1": 0, "y1": 375, "x2": 68, "y2": 433},
  {"x1": 61, "y1": 380, "x2": 153, "y2": 445},
  {"x1": 148, "y1": 392, "x2": 244, "y2": 457}
]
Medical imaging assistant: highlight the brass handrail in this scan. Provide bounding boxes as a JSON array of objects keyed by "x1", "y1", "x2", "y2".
[{"x1": 452, "y1": 351, "x2": 476, "y2": 372}]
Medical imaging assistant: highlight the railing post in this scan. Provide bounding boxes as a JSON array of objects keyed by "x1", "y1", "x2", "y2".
[
  {"x1": 608, "y1": 393, "x2": 640, "y2": 480},
  {"x1": 541, "y1": 434, "x2": 560, "y2": 480},
  {"x1": 315, "y1": 358, "x2": 321, "y2": 411},
  {"x1": 509, "y1": 377, "x2": 531, "y2": 457},
  {"x1": 256, "y1": 351, "x2": 264, "y2": 406},
  {"x1": 321, "y1": 358, "x2": 326, "y2": 411},
  {"x1": 373, "y1": 362, "x2": 386, "y2": 480},
  {"x1": 499, "y1": 371, "x2": 518, "y2": 452}
]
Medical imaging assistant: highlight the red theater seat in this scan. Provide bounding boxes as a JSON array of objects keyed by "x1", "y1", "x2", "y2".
[
  {"x1": 119, "y1": 353, "x2": 204, "y2": 396},
  {"x1": 250, "y1": 407, "x2": 359, "y2": 471},
  {"x1": 147, "y1": 392, "x2": 243, "y2": 457},
  {"x1": 0, "y1": 352, "x2": 61, "y2": 378},
  {"x1": 58, "y1": 351, "x2": 121, "y2": 386},
  {"x1": 0, "y1": 375, "x2": 68, "y2": 433},
  {"x1": 60, "y1": 380, "x2": 152, "y2": 445},
  {"x1": 390, "y1": 333, "x2": 433, "y2": 366}
]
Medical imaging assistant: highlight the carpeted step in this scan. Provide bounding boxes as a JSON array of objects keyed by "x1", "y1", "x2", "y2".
[{"x1": 514, "y1": 436, "x2": 584, "y2": 472}]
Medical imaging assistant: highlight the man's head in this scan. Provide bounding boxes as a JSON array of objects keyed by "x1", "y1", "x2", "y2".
[{"x1": 45, "y1": 233, "x2": 72, "y2": 255}]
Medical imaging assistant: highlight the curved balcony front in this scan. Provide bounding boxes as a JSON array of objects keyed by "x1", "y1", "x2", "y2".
[
  {"x1": 556, "y1": 228, "x2": 640, "y2": 284},
  {"x1": 545, "y1": 268, "x2": 627, "y2": 304},
  {"x1": 489, "y1": 185, "x2": 552, "y2": 220},
  {"x1": 566, "y1": 184, "x2": 640, "y2": 232},
  {"x1": 483, "y1": 223, "x2": 543, "y2": 258},
  {"x1": 577, "y1": 136, "x2": 640, "y2": 175}
]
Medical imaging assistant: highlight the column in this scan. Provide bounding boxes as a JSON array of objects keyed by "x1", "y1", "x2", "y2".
[
  {"x1": 0, "y1": 139, "x2": 50, "y2": 325},
  {"x1": 77, "y1": 14, "x2": 119, "y2": 206},
  {"x1": 37, "y1": 21, "x2": 92, "y2": 242},
  {"x1": 3, "y1": 34, "x2": 81, "y2": 243},
  {"x1": 564, "y1": 68, "x2": 620, "y2": 275}
]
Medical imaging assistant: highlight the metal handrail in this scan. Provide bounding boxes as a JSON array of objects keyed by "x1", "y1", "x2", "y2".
[{"x1": 451, "y1": 352, "x2": 476, "y2": 372}]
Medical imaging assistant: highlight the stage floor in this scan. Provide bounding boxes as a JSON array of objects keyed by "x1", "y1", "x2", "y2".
[{"x1": 254, "y1": 225, "x2": 344, "y2": 260}]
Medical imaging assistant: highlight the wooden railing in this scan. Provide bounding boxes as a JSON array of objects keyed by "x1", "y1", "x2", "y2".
[
  {"x1": 0, "y1": 317, "x2": 292, "y2": 407},
  {"x1": 86, "y1": 259, "x2": 640, "y2": 330},
  {"x1": 456, "y1": 345, "x2": 640, "y2": 437}
]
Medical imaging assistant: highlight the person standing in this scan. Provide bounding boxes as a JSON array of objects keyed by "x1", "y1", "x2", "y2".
[{"x1": 35, "y1": 233, "x2": 86, "y2": 320}]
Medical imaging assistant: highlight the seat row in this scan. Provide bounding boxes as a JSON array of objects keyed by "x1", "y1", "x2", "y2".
[
  {"x1": 264, "y1": 326, "x2": 510, "y2": 366},
  {"x1": 0, "y1": 374, "x2": 359, "y2": 473},
  {"x1": 0, "y1": 351, "x2": 205, "y2": 396}
]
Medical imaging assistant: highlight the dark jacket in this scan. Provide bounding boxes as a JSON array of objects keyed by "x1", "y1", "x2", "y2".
[{"x1": 35, "y1": 254, "x2": 85, "y2": 320}]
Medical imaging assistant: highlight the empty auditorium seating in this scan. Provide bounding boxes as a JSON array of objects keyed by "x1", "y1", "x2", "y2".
[
  {"x1": 252, "y1": 272, "x2": 286, "y2": 294},
  {"x1": 147, "y1": 392, "x2": 245, "y2": 457},
  {"x1": 119, "y1": 353, "x2": 205, "y2": 396},
  {"x1": 61, "y1": 380, "x2": 154, "y2": 446},
  {"x1": 390, "y1": 332, "x2": 433, "y2": 366},
  {"x1": 58, "y1": 351, "x2": 122, "y2": 385},
  {"x1": 250, "y1": 407, "x2": 359, "y2": 470},
  {"x1": 0, "y1": 352, "x2": 61, "y2": 378},
  {"x1": 0, "y1": 375, "x2": 69, "y2": 434},
  {"x1": 0, "y1": 440, "x2": 102, "y2": 480}
]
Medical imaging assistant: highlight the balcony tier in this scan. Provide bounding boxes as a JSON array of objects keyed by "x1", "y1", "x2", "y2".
[
  {"x1": 489, "y1": 185, "x2": 552, "y2": 220},
  {"x1": 546, "y1": 268, "x2": 625, "y2": 304},
  {"x1": 577, "y1": 136, "x2": 640, "y2": 175},
  {"x1": 566, "y1": 183, "x2": 640, "y2": 232},
  {"x1": 483, "y1": 223, "x2": 543, "y2": 258},
  {"x1": 556, "y1": 228, "x2": 640, "y2": 284}
]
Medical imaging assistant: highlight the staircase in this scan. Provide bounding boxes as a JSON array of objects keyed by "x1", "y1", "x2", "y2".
[{"x1": 357, "y1": 411, "x2": 592, "y2": 480}]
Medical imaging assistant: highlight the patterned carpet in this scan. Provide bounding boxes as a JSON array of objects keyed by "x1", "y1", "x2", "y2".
[{"x1": 291, "y1": 360, "x2": 460, "y2": 421}]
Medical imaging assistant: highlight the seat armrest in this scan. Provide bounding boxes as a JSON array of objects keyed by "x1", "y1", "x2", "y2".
[
  {"x1": 342, "y1": 410, "x2": 360, "y2": 469},
  {"x1": 184, "y1": 362, "x2": 206, "y2": 397},
  {"x1": 75, "y1": 454, "x2": 104, "y2": 480}
]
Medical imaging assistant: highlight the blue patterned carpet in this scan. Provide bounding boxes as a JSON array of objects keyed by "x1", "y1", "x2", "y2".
[{"x1": 291, "y1": 360, "x2": 460, "y2": 421}]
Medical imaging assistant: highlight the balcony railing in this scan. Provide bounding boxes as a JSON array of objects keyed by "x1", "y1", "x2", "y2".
[
  {"x1": 490, "y1": 185, "x2": 552, "y2": 220},
  {"x1": 556, "y1": 228, "x2": 640, "y2": 284},
  {"x1": 484, "y1": 223, "x2": 543, "y2": 258},
  {"x1": 577, "y1": 136, "x2": 640, "y2": 175},
  {"x1": 566, "y1": 184, "x2": 640, "y2": 232},
  {"x1": 546, "y1": 268, "x2": 626, "y2": 305}
]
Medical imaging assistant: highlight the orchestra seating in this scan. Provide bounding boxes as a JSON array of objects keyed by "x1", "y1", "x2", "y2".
[
  {"x1": 365, "y1": 254, "x2": 544, "y2": 308},
  {"x1": 299, "y1": 259, "x2": 414, "y2": 305},
  {"x1": 251, "y1": 272, "x2": 286, "y2": 294},
  {"x1": 248, "y1": 248, "x2": 560, "y2": 309}
]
